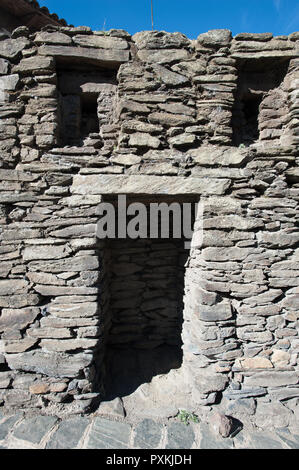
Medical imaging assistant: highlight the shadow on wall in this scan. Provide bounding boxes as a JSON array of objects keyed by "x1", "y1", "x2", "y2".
[{"x1": 103, "y1": 346, "x2": 183, "y2": 401}]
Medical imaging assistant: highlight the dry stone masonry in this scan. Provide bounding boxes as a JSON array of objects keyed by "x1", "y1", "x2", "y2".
[{"x1": 0, "y1": 23, "x2": 298, "y2": 430}]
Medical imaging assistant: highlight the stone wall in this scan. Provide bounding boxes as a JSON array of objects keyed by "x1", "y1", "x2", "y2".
[{"x1": 0, "y1": 24, "x2": 298, "y2": 428}]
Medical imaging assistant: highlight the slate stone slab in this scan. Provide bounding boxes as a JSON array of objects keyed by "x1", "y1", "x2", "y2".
[
  {"x1": 46, "y1": 417, "x2": 89, "y2": 449},
  {"x1": 72, "y1": 174, "x2": 230, "y2": 197},
  {"x1": 245, "y1": 432, "x2": 284, "y2": 449},
  {"x1": 166, "y1": 422, "x2": 195, "y2": 449},
  {"x1": 133, "y1": 419, "x2": 163, "y2": 449},
  {"x1": 233, "y1": 431, "x2": 246, "y2": 448},
  {"x1": 13, "y1": 416, "x2": 58, "y2": 444},
  {"x1": 86, "y1": 418, "x2": 131, "y2": 449},
  {"x1": 198, "y1": 423, "x2": 234, "y2": 449},
  {"x1": 0, "y1": 415, "x2": 22, "y2": 441},
  {"x1": 39, "y1": 45, "x2": 130, "y2": 67},
  {"x1": 275, "y1": 428, "x2": 299, "y2": 449}
]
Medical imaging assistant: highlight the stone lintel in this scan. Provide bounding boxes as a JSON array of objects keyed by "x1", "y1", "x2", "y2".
[
  {"x1": 231, "y1": 50, "x2": 298, "y2": 60},
  {"x1": 71, "y1": 174, "x2": 231, "y2": 196},
  {"x1": 38, "y1": 45, "x2": 130, "y2": 68}
]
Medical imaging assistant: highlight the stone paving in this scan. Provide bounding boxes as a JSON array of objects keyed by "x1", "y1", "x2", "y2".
[{"x1": 0, "y1": 412, "x2": 299, "y2": 450}]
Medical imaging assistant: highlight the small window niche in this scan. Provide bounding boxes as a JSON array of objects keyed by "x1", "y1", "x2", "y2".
[
  {"x1": 233, "y1": 92, "x2": 263, "y2": 146},
  {"x1": 232, "y1": 58, "x2": 290, "y2": 147},
  {"x1": 56, "y1": 62, "x2": 117, "y2": 147}
]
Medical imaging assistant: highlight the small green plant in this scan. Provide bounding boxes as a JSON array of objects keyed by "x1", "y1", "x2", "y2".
[
  {"x1": 239, "y1": 143, "x2": 246, "y2": 149},
  {"x1": 177, "y1": 410, "x2": 200, "y2": 426}
]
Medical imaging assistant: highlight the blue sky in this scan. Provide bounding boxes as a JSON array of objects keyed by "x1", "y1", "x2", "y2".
[{"x1": 39, "y1": 0, "x2": 299, "y2": 38}]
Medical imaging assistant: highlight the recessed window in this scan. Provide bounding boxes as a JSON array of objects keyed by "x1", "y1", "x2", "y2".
[
  {"x1": 232, "y1": 58, "x2": 289, "y2": 146},
  {"x1": 56, "y1": 64, "x2": 116, "y2": 147}
]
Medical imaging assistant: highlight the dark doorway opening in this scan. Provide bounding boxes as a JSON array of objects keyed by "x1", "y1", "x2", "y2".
[
  {"x1": 95, "y1": 196, "x2": 197, "y2": 402},
  {"x1": 103, "y1": 237, "x2": 187, "y2": 400}
]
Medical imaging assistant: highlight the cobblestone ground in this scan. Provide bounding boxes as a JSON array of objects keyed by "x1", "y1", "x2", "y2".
[{"x1": 0, "y1": 412, "x2": 299, "y2": 449}]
